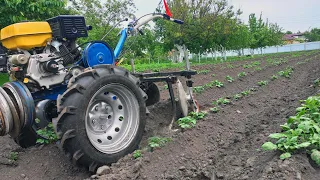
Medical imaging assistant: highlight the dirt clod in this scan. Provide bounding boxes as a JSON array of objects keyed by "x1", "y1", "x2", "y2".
[{"x1": 96, "y1": 166, "x2": 111, "y2": 176}]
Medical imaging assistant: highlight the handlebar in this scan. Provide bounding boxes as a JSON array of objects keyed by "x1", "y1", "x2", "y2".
[{"x1": 132, "y1": 13, "x2": 184, "y2": 31}]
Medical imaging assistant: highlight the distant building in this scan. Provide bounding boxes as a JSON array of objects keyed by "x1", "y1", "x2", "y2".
[{"x1": 283, "y1": 33, "x2": 306, "y2": 44}]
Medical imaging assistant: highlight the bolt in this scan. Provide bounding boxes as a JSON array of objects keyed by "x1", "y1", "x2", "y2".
[
  {"x1": 92, "y1": 119, "x2": 96, "y2": 124},
  {"x1": 100, "y1": 125, "x2": 105, "y2": 130}
]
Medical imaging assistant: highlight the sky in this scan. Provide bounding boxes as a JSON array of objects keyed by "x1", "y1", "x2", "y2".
[{"x1": 133, "y1": 0, "x2": 320, "y2": 33}]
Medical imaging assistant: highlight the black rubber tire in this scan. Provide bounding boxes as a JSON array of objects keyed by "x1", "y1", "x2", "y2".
[
  {"x1": 14, "y1": 127, "x2": 38, "y2": 148},
  {"x1": 53, "y1": 65, "x2": 147, "y2": 172}
]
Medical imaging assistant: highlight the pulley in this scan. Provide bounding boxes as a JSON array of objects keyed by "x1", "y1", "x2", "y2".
[{"x1": 2, "y1": 82, "x2": 35, "y2": 132}]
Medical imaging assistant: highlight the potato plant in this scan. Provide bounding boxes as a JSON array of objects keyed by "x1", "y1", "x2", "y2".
[
  {"x1": 238, "y1": 72, "x2": 247, "y2": 78},
  {"x1": 257, "y1": 80, "x2": 268, "y2": 87},
  {"x1": 226, "y1": 76, "x2": 234, "y2": 83},
  {"x1": 262, "y1": 95, "x2": 320, "y2": 164}
]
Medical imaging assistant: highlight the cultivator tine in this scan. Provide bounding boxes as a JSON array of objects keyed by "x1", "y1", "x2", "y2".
[{"x1": 177, "y1": 79, "x2": 188, "y2": 117}]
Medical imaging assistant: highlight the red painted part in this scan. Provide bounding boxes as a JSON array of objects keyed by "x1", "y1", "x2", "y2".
[{"x1": 163, "y1": 0, "x2": 172, "y2": 17}]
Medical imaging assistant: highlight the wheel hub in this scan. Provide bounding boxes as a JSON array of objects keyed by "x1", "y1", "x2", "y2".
[
  {"x1": 88, "y1": 102, "x2": 114, "y2": 132},
  {"x1": 85, "y1": 84, "x2": 139, "y2": 154}
]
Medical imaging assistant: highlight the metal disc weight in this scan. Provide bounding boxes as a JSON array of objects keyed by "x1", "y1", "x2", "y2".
[
  {"x1": 0, "y1": 89, "x2": 13, "y2": 135},
  {"x1": 0, "y1": 87, "x2": 21, "y2": 138}
]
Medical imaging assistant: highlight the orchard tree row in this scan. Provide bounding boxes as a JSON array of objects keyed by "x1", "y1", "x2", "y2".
[{"x1": 0, "y1": 0, "x2": 285, "y2": 62}]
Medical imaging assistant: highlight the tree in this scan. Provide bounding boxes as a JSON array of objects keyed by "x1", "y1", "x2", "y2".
[
  {"x1": 154, "y1": 0, "x2": 241, "y2": 56},
  {"x1": 304, "y1": 28, "x2": 320, "y2": 42},
  {"x1": 248, "y1": 13, "x2": 283, "y2": 55},
  {"x1": 0, "y1": 0, "x2": 69, "y2": 29},
  {"x1": 285, "y1": 31, "x2": 293, "y2": 34},
  {"x1": 69, "y1": 0, "x2": 136, "y2": 48}
]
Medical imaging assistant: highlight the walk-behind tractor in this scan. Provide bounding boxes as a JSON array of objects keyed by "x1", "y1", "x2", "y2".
[{"x1": 0, "y1": 1, "x2": 199, "y2": 172}]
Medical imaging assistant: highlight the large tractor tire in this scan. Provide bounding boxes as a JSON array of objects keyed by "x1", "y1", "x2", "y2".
[{"x1": 54, "y1": 65, "x2": 147, "y2": 172}]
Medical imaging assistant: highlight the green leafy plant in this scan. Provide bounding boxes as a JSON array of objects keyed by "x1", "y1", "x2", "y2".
[
  {"x1": 148, "y1": 137, "x2": 172, "y2": 151},
  {"x1": 227, "y1": 64, "x2": 234, "y2": 68},
  {"x1": 233, "y1": 94, "x2": 242, "y2": 100},
  {"x1": 211, "y1": 74, "x2": 216, "y2": 77},
  {"x1": 238, "y1": 72, "x2": 247, "y2": 78},
  {"x1": 278, "y1": 67, "x2": 294, "y2": 78},
  {"x1": 177, "y1": 116, "x2": 197, "y2": 129},
  {"x1": 189, "y1": 111, "x2": 207, "y2": 120},
  {"x1": 255, "y1": 67, "x2": 262, "y2": 71},
  {"x1": 9, "y1": 152, "x2": 18, "y2": 162},
  {"x1": 210, "y1": 107, "x2": 220, "y2": 113},
  {"x1": 314, "y1": 79, "x2": 320, "y2": 87},
  {"x1": 213, "y1": 80, "x2": 224, "y2": 88},
  {"x1": 133, "y1": 150, "x2": 142, "y2": 159},
  {"x1": 214, "y1": 98, "x2": 230, "y2": 105},
  {"x1": 226, "y1": 76, "x2": 234, "y2": 83},
  {"x1": 257, "y1": 80, "x2": 268, "y2": 87},
  {"x1": 271, "y1": 75, "x2": 278, "y2": 80},
  {"x1": 194, "y1": 86, "x2": 205, "y2": 94},
  {"x1": 198, "y1": 70, "x2": 209, "y2": 75},
  {"x1": 164, "y1": 85, "x2": 168, "y2": 90},
  {"x1": 261, "y1": 95, "x2": 320, "y2": 164},
  {"x1": 241, "y1": 90, "x2": 250, "y2": 96},
  {"x1": 36, "y1": 123, "x2": 58, "y2": 144}
]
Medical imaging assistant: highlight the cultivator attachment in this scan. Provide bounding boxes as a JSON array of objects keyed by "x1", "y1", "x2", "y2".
[{"x1": 0, "y1": 81, "x2": 35, "y2": 138}]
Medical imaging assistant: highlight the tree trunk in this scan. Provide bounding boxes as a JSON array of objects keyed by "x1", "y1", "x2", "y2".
[{"x1": 174, "y1": 44, "x2": 184, "y2": 63}]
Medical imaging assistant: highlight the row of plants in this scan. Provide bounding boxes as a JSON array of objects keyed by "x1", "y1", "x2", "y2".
[
  {"x1": 132, "y1": 111, "x2": 207, "y2": 159},
  {"x1": 262, "y1": 94, "x2": 320, "y2": 165}
]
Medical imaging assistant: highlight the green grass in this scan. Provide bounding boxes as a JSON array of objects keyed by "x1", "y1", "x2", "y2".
[{"x1": 0, "y1": 74, "x2": 8, "y2": 86}]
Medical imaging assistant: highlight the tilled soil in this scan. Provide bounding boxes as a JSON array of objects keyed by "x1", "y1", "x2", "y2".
[{"x1": 0, "y1": 51, "x2": 320, "y2": 180}]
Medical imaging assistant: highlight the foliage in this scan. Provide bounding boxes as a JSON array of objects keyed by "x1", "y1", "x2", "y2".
[
  {"x1": 9, "y1": 152, "x2": 18, "y2": 162},
  {"x1": 213, "y1": 80, "x2": 224, "y2": 88},
  {"x1": 194, "y1": 86, "x2": 205, "y2": 94},
  {"x1": 226, "y1": 76, "x2": 234, "y2": 83},
  {"x1": 257, "y1": 80, "x2": 268, "y2": 86},
  {"x1": 177, "y1": 111, "x2": 206, "y2": 129},
  {"x1": 36, "y1": 123, "x2": 58, "y2": 144},
  {"x1": 148, "y1": 137, "x2": 172, "y2": 151},
  {"x1": 198, "y1": 70, "x2": 210, "y2": 75},
  {"x1": 304, "y1": 28, "x2": 320, "y2": 42},
  {"x1": 214, "y1": 98, "x2": 230, "y2": 105},
  {"x1": 271, "y1": 75, "x2": 278, "y2": 81},
  {"x1": 133, "y1": 150, "x2": 142, "y2": 159},
  {"x1": 241, "y1": 90, "x2": 250, "y2": 96},
  {"x1": 210, "y1": 107, "x2": 220, "y2": 113},
  {"x1": 262, "y1": 95, "x2": 320, "y2": 165},
  {"x1": 233, "y1": 94, "x2": 242, "y2": 100},
  {"x1": 69, "y1": 0, "x2": 136, "y2": 49},
  {"x1": 177, "y1": 116, "x2": 197, "y2": 129},
  {"x1": 278, "y1": 67, "x2": 294, "y2": 78},
  {"x1": 190, "y1": 111, "x2": 207, "y2": 120},
  {"x1": 238, "y1": 72, "x2": 247, "y2": 78},
  {"x1": 314, "y1": 79, "x2": 320, "y2": 87},
  {"x1": 0, "y1": 0, "x2": 69, "y2": 29}
]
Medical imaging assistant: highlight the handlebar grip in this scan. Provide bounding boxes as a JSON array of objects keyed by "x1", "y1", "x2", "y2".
[
  {"x1": 173, "y1": 19, "x2": 184, "y2": 24},
  {"x1": 138, "y1": 29, "x2": 144, "y2": 35}
]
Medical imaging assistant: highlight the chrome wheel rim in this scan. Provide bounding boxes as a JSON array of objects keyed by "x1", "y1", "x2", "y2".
[{"x1": 85, "y1": 83, "x2": 140, "y2": 154}]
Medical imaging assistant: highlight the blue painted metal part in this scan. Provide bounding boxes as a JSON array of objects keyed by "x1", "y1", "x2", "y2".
[
  {"x1": 31, "y1": 85, "x2": 67, "y2": 101},
  {"x1": 82, "y1": 42, "x2": 115, "y2": 68},
  {"x1": 114, "y1": 28, "x2": 128, "y2": 59}
]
